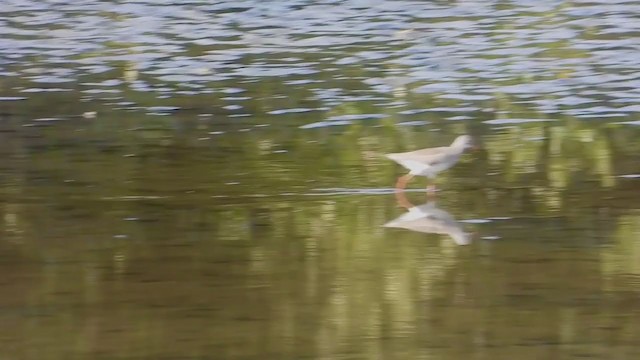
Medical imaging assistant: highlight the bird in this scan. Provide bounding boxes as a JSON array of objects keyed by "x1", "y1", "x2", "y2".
[
  {"x1": 383, "y1": 191, "x2": 471, "y2": 245},
  {"x1": 385, "y1": 135, "x2": 474, "y2": 192}
]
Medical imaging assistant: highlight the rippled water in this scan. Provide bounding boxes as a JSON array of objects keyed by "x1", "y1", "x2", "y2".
[{"x1": 2, "y1": 0, "x2": 640, "y2": 359}]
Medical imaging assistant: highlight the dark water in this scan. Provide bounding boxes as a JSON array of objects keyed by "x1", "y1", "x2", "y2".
[{"x1": 2, "y1": 0, "x2": 640, "y2": 359}]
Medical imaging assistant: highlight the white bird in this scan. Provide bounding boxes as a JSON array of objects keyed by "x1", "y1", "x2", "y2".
[{"x1": 385, "y1": 135, "x2": 474, "y2": 192}]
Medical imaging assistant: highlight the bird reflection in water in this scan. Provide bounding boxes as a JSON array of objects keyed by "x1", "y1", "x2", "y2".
[{"x1": 383, "y1": 191, "x2": 472, "y2": 245}]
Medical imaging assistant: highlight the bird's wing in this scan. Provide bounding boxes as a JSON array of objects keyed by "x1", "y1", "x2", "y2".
[{"x1": 397, "y1": 147, "x2": 455, "y2": 166}]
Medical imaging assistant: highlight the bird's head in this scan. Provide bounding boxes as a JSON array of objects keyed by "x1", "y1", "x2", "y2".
[{"x1": 451, "y1": 135, "x2": 475, "y2": 151}]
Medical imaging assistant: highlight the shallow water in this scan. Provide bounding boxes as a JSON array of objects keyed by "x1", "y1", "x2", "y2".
[{"x1": 2, "y1": 0, "x2": 640, "y2": 359}]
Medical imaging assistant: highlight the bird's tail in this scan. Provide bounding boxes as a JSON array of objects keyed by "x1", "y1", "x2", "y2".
[{"x1": 385, "y1": 153, "x2": 400, "y2": 161}]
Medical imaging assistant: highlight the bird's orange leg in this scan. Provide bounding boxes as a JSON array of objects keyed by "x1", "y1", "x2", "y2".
[
  {"x1": 394, "y1": 189, "x2": 414, "y2": 209},
  {"x1": 426, "y1": 183, "x2": 437, "y2": 199},
  {"x1": 395, "y1": 174, "x2": 414, "y2": 191}
]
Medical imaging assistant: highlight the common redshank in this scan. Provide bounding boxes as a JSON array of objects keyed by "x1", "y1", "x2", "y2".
[{"x1": 385, "y1": 135, "x2": 474, "y2": 192}]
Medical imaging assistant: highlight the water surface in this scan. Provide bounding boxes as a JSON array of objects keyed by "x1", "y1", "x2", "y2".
[{"x1": 2, "y1": 0, "x2": 640, "y2": 359}]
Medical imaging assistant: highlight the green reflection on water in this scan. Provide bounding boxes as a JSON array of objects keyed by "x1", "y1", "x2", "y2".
[
  {"x1": 2, "y1": 1, "x2": 640, "y2": 356},
  {"x1": 1, "y1": 99, "x2": 640, "y2": 358}
]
